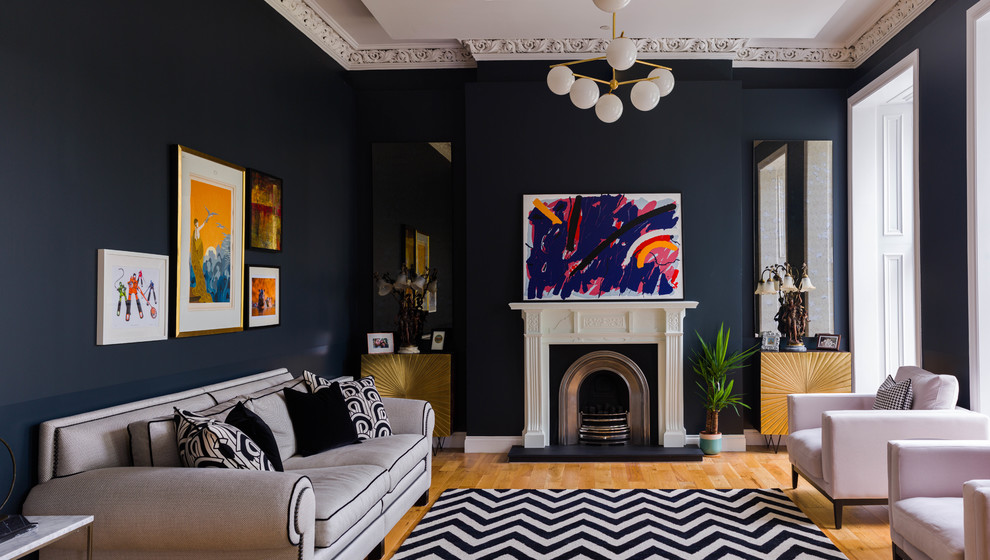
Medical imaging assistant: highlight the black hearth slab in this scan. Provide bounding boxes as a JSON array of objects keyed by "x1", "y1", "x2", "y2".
[{"x1": 507, "y1": 445, "x2": 705, "y2": 463}]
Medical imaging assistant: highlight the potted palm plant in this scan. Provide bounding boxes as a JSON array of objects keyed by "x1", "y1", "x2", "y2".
[{"x1": 692, "y1": 323, "x2": 759, "y2": 455}]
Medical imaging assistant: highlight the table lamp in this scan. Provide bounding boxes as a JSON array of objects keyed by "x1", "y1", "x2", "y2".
[{"x1": 0, "y1": 438, "x2": 35, "y2": 542}]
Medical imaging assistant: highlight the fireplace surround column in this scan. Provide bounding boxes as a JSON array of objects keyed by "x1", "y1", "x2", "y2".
[{"x1": 509, "y1": 301, "x2": 699, "y2": 449}]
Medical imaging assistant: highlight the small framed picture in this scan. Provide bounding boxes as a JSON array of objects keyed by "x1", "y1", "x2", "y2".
[
  {"x1": 431, "y1": 330, "x2": 446, "y2": 351},
  {"x1": 97, "y1": 249, "x2": 169, "y2": 345},
  {"x1": 247, "y1": 169, "x2": 282, "y2": 252},
  {"x1": 816, "y1": 333, "x2": 841, "y2": 351},
  {"x1": 246, "y1": 265, "x2": 280, "y2": 328},
  {"x1": 760, "y1": 331, "x2": 780, "y2": 352},
  {"x1": 367, "y1": 332, "x2": 394, "y2": 354}
]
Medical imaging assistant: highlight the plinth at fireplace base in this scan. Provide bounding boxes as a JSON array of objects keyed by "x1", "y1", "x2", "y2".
[{"x1": 507, "y1": 445, "x2": 703, "y2": 463}]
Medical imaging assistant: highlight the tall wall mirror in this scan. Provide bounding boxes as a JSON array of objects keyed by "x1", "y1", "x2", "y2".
[
  {"x1": 371, "y1": 142, "x2": 454, "y2": 336},
  {"x1": 754, "y1": 140, "x2": 834, "y2": 337}
]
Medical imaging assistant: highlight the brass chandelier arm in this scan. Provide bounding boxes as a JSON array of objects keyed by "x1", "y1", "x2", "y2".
[
  {"x1": 635, "y1": 60, "x2": 673, "y2": 71},
  {"x1": 550, "y1": 56, "x2": 607, "y2": 68},
  {"x1": 571, "y1": 73, "x2": 613, "y2": 86}
]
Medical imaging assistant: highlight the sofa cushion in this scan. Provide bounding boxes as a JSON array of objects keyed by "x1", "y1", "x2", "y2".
[
  {"x1": 283, "y1": 386, "x2": 359, "y2": 456},
  {"x1": 128, "y1": 416, "x2": 180, "y2": 467},
  {"x1": 174, "y1": 409, "x2": 276, "y2": 471},
  {"x1": 243, "y1": 385, "x2": 301, "y2": 461},
  {"x1": 874, "y1": 375, "x2": 914, "y2": 410},
  {"x1": 226, "y1": 402, "x2": 283, "y2": 471},
  {"x1": 788, "y1": 428, "x2": 824, "y2": 481},
  {"x1": 292, "y1": 465, "x2": 389, "y2": 548},
  {"x1": 895, "y1": 366, "x2": 959, "y2": 410},
  {"x1": 283, "y1": 433, "x2": 428, "y2": 491},
  {"x1": 894, "y1": 497, "x2": 964, "y2": 560},
  {"x1": 305, "y1": 372, "x2": 393, "y2": 440}
]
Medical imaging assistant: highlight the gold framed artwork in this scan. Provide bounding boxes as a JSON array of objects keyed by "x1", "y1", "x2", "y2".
[
  {"x1": 175, "y1": 145, "x2": 245, "y2": 337},
  {"x1": 96, "y1": 249, "x2": 168, "y2": 345},
  {"x1": 403, "y1": 225, "x2": 435, "y2": 312}
]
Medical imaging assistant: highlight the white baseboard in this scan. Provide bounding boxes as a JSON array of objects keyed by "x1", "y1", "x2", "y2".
[
  {"x1": 684, "y1": 434, "x2": 747, "y2": 452},
  {"x1": 434, "y1": 431, "x2": 466, "y2": 449},
  {"x1": 463, "y1": 434, "x2": 755, "y2": 453},
  {"x1": 744, "y1": 428, "x2": 787, "y2": 448},
  {"x1": 464, "y1": 435, "x2": 524, "y2": 453}
]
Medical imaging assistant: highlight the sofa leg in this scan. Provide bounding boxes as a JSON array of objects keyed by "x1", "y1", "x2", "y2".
[
  {"x1": 366, "y1": 540, "x2": 385, "y2": 560},
  {"x1": 792, "y1": 466, "x2": 798, "y2": 489},
  {"x1": 416, "y1": 490, "x2": 430, "y2": 507},
  {"x1": 833, "y1": 501, "x2": 843, "y2": 529}
]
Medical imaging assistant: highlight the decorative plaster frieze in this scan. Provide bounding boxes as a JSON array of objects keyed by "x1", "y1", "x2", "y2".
[
  {"x1": 851, "y1": 0, "x2": 937, "y2": 65},
  {"x1": 266, "y1": 0, "x2": 935, "y2": 70}
]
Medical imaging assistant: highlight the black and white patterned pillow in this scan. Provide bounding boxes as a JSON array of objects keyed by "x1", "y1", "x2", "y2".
[
  {"x1": 873, "y1": 376, "x2": 914, "y2": 410},
  {"x1": 303, "y1": 372, "x2": 392, "y2": 439},
  {"x1": 174, "y1": 408, "x2": 276, "y2": 471}
]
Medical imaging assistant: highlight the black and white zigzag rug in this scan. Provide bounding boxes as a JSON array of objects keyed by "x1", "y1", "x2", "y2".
[{"x1": 393, "y1": 488, "x2": 847, "y2": 559}]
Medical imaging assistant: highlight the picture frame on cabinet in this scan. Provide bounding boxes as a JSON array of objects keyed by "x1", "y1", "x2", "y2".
[
  {"x1": 368, "y1": 332, "x2": 394, "y2": 354},
  {"x1": 816, "y1": 333, "x2": 841, "y2": 351}
]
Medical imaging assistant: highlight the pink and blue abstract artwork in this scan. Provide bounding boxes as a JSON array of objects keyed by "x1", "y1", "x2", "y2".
[{"x1": 523, "y1": 193, "x2": 683, "y2": 300}]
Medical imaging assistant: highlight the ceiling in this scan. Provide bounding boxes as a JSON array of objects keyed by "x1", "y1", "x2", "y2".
[{"x1": 264, "y1": 0, "x2": 935, "y2": 70}]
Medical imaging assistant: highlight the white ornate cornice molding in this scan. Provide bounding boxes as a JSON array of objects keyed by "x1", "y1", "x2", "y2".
[
  {"x1": 850, "y1": 0, "x2": 937, "y2": 65},
  {"x1": 265, "y1": 0, "x2": 933, "y2": 70}
]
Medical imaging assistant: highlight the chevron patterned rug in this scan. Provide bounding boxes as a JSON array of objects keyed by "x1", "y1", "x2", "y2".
[{"x1": 393, "y1": 488, "x2": 847, "y2": 559}]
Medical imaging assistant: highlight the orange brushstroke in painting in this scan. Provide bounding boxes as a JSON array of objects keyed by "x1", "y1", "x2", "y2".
[{"x1": 251, "y1": 277, "x2": 277, "y2": 316}]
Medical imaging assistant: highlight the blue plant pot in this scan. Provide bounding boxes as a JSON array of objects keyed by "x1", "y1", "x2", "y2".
[{"x1": 699, "y1": 433, "x2": 722, "y2": 455}]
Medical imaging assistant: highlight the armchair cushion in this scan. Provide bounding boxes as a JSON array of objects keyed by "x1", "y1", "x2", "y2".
[
  {"x1": 873, "y1": 375, "x2": 914, "y2": 410},
  {"x1": 894, "y1": 366, "x2": 959, "y2": 410},
  {"x1": 788, "y1": 428, "x2": 824, "y2": 480},
  {"x1": 893, "y1": 497, "x2": 965, "y2": 560}
]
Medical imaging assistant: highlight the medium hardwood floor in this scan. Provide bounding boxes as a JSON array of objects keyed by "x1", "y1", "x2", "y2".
[{"x1": 383, "y1": 447, "x2": 891, "y2": 559}]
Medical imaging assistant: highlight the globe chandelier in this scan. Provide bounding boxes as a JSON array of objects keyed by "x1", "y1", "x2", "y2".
[{"x1": 546, "y1": 0, "x2": 675, "y2": 123}]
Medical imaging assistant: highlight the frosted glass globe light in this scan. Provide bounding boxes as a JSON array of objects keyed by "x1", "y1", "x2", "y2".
[
  {"x1": 593, "y1": 0, "x2": 631, "y2": 12},
  {"x1": 569, "y1": 78, "x2": 600, "y2": 109},
  {"x1": 630, "y1": 80, "x2": 660, "y2": 111},
  {"x1": 648, "y1": 68, "x2": 676, "y2": 97},
  {"x1": 606, "y1": 37, "x2": 637, "y2": 71},
  {"x1": 595, "y1": 93, "x2": 623, "y2": 123},
  {"x1": 547, "y1": 66, "x2": 575, "y2": 95}
]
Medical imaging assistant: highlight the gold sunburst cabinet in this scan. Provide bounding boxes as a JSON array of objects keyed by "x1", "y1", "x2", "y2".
[
  {"x1": 760, "y1": 351, "x2": 851, "y2": 436},
  {"x1": 361, "y1": 353, "x2": 451, "y2": 438}
]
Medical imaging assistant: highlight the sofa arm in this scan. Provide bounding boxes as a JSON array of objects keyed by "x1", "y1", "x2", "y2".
[
  {"x1": 965, "y1": 480, "x2": 990, "y2": 560},
  {"x1": 888, "y1": 441, "x2": 990, "y2": 503},
  {"x1": 383, "y1": 397, "x2": 435, "y2": 437},
  {"x1": 822, "y1": 410, "x2": 990, "y2": 499},
  {"x1": 24, "y1": 467, "x2": 315, "y2": 557},
  {"x1": 787, "y1": 393, "x2": 875, "y2": 433}
]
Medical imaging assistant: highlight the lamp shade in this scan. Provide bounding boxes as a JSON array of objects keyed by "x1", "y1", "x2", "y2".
[
  {"x1": 595, "y1": 93, "x2": 623, "y2": 123},
  {"x1": 630, "y1": 80, "x2": 660, "y2": 111},
  {"x1": 593, "y1": 0, "x2": 630, "y2": 12},
  {"x1": 799, "y1": 274, "x2": 816, "y2": 292},
  {"x1": 393, "y1": 272, "x2": 409, "y2": 290},
  {"x1": 547, "y1": 66, "x2": 574, "y2": 95},
  {"x1": 376, "y1": 278, "x2": 393, "y2": 296},
  {"x1": 569, "y1": 78, "x2": 600, "y2": 109},
  {"x1": 606, "y1": 37, "x2": 637, "y2": 71},
  {"x1": 648, "y1": 68, "x2": 676, "y2": 97},
  {"x1": 426, "y1": 279, "x2": 438, "y2": 295},
  {"x1": 754, "y1": 281, "x2": 766, "y2": 296},
  {"x1": 779, "y1": 273, "x2": 797, "y2": 292},
  {"x1": 410, "y1": 275, "x2": 428, "y2": 292}
]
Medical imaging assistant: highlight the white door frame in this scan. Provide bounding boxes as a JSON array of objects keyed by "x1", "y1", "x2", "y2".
[
  {"x1": 968, "y1": 0, "x2": 990, "y2": 412},
  {"x1": 847, "y1": 50, "x2": 922, "y2": 391}
]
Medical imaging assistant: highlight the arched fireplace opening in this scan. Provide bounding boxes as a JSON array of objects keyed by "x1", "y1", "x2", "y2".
[{"x1": 558, "y1": 350, "x2": 651, "y2": 446}]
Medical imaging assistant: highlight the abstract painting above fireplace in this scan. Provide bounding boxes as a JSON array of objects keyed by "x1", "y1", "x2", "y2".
[{"x1": 523, "y1": 193, "x2": 682, "y2": 301}]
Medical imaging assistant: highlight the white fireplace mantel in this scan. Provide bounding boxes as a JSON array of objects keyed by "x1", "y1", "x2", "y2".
[{"x1": 508, "y1": 301, "x2": 699, "y2": 448}]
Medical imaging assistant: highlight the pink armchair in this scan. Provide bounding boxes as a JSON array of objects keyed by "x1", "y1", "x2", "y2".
[
  {"x1": 888, "y1": 440, "x2": 990, "y2": 560},
  {"x1": 787, "y1": 366, "x2": 990, "y2": 528}
]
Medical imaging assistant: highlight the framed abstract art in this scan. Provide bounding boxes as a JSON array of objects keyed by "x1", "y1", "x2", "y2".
[
  {"x1": 523, "y1": 193, "x2": 683, "y2": 300},
  {"x1": 247, "y1": 169, "x2": 282, "y2": 252},
  {"x1": 175, "y1": 145, "x2": 245, "y2": 337}
]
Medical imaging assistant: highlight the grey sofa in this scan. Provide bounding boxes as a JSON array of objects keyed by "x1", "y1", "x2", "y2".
[{"x1": 23, "y1": 368, "x2": 435, "y2": 560}]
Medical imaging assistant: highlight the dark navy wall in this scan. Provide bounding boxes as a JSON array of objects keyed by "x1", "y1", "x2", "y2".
[
  {"x1": 851, "y1": 0, "x2": 976, "y2": 406},
  {"x1": 0, "y1": 0, "x2": 357, "y2": 512}
]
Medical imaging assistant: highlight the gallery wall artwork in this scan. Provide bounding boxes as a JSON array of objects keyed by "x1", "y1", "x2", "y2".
[
  {"x1": 247, "y1": 265, "x2": 280, "y2": 328},
  {"x1": 523, "y1": 193, "x2": 683, "y2": 300},
  {"x1": 97, "y1": 249, "x2": 169, "y2": 345},
  {"x1": 247, "y1": 169, "x2": 282, "y2": 252},
  {"x1": 175, "y1": 145, "x2": 245, "y2": 337}
]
